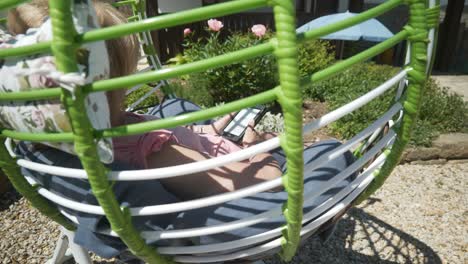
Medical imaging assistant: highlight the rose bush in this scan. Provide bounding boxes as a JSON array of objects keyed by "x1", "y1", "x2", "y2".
[{"x1": 170, "y1": 20, "x2": 335, "y2": 106}]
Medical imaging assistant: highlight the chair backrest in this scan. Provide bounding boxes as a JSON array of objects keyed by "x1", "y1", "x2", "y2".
[{"x1": 0, "y1": 0, "x2": 439, "y2": 263}]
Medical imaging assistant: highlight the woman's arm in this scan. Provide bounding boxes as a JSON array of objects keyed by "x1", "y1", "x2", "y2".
[{"x1": 186, "y1": 113, "x2": 235, "y2": 136}]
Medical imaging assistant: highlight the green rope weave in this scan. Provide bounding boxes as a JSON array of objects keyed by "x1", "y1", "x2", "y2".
[
  {"x1": 426, "y1": 5, "x2": 440, "y2": 28},
  {"x1": 48, "y1": 0, "x2": 172, "y2": 262},
  {"x1": 270, "y1": 0, "x2": 304, "y2": 260},
  {"x1": 427, "y1": 0, "x2": 440, "y2": 74},
  {"x1": 356, "y1": 0, "x2": 432, "y2": 204}
]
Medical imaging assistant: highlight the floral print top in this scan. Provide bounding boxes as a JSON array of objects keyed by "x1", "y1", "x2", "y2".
[{"x1": 0, "y1": 0, "x2": 113, "y2": 163}]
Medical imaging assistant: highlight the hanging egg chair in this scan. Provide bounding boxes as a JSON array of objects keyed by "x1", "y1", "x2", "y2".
[{"x1": 0, "y1": 0, "x2": 439, "y2": 263}]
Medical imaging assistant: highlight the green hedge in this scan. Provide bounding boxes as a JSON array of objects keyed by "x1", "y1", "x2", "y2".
[
  {"x1": 305, "y1": 62, "x2": 468, "y2": 146},
  {"x1": 413, "y1": 79, "x2": 467, "y2": 146},
  {"x1": 305, "y1": 62, "x2": 399, "y2": 139},
  {"x1": 124, "y1": 84, "x2": 160, "y2": 112},
  {"x1": 170, "y1": 30, "x2": 334, "y2": 106}
]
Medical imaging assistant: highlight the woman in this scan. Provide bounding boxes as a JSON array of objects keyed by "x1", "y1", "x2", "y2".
[{"x1": 8, "y1": 0, "x2": 282, "y2": 201}]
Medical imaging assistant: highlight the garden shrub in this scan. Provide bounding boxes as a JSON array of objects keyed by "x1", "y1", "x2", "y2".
[
  {"x1": 180, "y1": 31, "x2": 277, "y2": 104},
  {"x1": 298, "y1": 39, "x2": 335, "y2": 78},
  {"x1": 305, "y1": 62, "x2": 399, "y2": 139},
  {"x1": 161, "y1": 20, "x2": 467, "y2": 147},
  {"x1": 413, "y1": 79, "x2": 467, "y2": 146},
  {"x1": 124, "y1": 84, "x2": 160, "y2": 112},
  {"x1": 304, "y1": 62, "x2": 468, "y2": 146},
  {"x1": 171, "y1": 24, "x2": 335, "y2": 106},
  {"x1": 168, "y1": 79, "x2": 214, "y2": 107}
]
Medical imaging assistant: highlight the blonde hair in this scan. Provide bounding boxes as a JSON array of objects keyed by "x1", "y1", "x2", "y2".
[
  {"x1": 7, "y1": 0, "x2": 139, "y2": 79},
  {"x1": 7, "y1": 0, "x2": 49, "y2": 33}
]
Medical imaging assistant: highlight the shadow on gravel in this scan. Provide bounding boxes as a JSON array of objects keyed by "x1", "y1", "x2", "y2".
[
  {"x1": 0, "y1": 190, "x2": 21, "y2": 212},
  {"x1": 0, "y1": 189, "x2": 442, "y2": 264},
  {"x1": 266, "y1": 200, "x2": 442, "y2": 264}
]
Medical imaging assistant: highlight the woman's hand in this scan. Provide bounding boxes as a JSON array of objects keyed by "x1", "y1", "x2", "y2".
[
  {"x1": 188, "y1": 113, "x2": 236, "y2": 135},
  {"x1": 242, "y1": 120, "x2": 282, "y2": 148},
  {"x1": 242, "y1": 120, "x2": 260, "y2": 147}
]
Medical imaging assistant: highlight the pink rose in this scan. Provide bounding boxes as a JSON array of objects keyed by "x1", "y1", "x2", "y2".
[
  {"x1": 251, "y1": 24, "x2": 267, "y2": 37},
  {"x1": 207, "y1": 19, "x2": 223, "y2": 32},
  {"x1": 183, "y1": 28, "x2": 192, "y2": 37}
]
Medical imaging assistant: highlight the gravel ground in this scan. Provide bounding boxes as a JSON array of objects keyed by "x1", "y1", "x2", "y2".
[{"x1": 0, "y1": 163, "x2": 467, "y2": 264}]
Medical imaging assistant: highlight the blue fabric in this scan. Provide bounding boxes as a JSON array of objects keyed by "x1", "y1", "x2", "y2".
[
  {"x1": 16, "y1": 142, "x2": 180, "y2": 258},
  {"x1": 172, "y1": 140, "x2": 355, "y2": 245},
  {"x1": 147, "y1": 98, "x2": 213, "y2": 125},
  {"x1": 15, "y1": 99, "x2": 356, "y2": 258},
  {"x1": 296, "y1": 11, "x2": 394, "y2": 42}
]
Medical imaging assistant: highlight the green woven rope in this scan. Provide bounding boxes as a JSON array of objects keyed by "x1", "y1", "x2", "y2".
[
  {"x1": 0, "y1": 141, "x2": 76, "y2": 230},
  {"x1": 63, "y1": 89, "x2": 173, "y2": 263},
  {"x1": 48, "y1": 1, "x2": 172, "y2": 262},
  {"x1": 0, "y1": 0, "x2": 29, "y2": 10},
  {"x1": 426, "y1": 5, "x2": 440, "y2": 28},
  {"x1": 356, "y1": 0, "x2": 433, "y2": 204},
  {"x1": 427, "y1": 0, "x2": 440, "y2": 74},
  {"x1": 270, "y1": 0, "x2": 304, "y2": 260}
]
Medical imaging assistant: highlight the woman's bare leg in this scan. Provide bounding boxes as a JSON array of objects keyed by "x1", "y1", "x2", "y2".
[{"x1": 147, "y1": 142, "x2": 281, "y2": 200}]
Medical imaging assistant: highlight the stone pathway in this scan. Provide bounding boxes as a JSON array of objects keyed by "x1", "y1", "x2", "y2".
[{"x1": 402, "y1": 133, "x2": 468, "y2": 163}]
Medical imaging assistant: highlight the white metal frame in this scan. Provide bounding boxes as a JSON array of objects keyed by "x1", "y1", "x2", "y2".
[
  {"x1": 46, "y1": 147, "x2": 390, "y2": 263},
  {"x1": 38, "y1": 130, "x2": 395, "y2": 241},
  {"x1": 10, "y1": 67, "x2": 405, "y2": 262},
  {"x1": 20, "y1": 100, "x2": 401, "y2": 217},
  {"x1": 46, "y1": 226, "x2": 92, "y2": 264}
]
